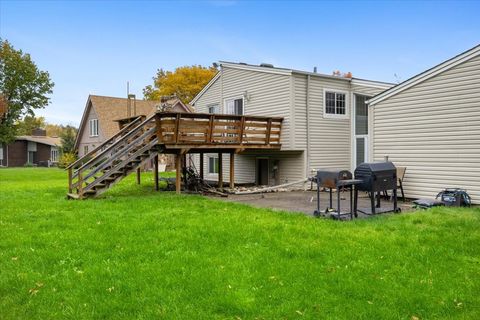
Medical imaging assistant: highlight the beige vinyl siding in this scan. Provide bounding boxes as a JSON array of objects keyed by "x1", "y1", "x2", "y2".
[
  {"x1": 373, "y1": 54, "x2": 480, "y2": 203},
  {"x1": 306, "y1": 77, "x2": 351, "y2": 171},
  {"x1": 221, "y1": 67, "x2": 293, "y2": 149},
  {"x1": 194, "y1": 75, "x2": 222, "y2": 112},
  {"x1": 293, "y1": 74, "x2": 307, "y2": 150}
]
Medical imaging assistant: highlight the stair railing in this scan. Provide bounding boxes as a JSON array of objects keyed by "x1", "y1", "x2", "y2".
[{"x1": 68, "y1": 114, "x2": 156, "y2": 197}]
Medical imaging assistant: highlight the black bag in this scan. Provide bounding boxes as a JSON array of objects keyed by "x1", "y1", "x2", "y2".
[{"x1": 436, "y1": 188, "x2": 472, "y2": 207}]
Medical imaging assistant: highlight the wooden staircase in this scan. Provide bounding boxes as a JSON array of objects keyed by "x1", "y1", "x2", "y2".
[{"x1": 66, "y1": 115, "x2": 158, "y2": 199}]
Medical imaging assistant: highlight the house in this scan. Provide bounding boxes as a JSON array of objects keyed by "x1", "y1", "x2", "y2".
[
  {"x1": 0, "y1": 128, "x2": 61, "y2": 167},
  {"x1": 190, "y1": 62, "x2": 394, "y2": 186},
  {"x1": 368, "y1": 44, "x2": 480, "y2": 204},
  {"x1": 75, "y1": 94, "x2": 192, "y2": 157}
]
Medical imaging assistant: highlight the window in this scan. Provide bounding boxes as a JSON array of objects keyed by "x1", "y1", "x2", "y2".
[
  {"x1": 51, "y1": 148, "x2": 59, "y2": 162},
  {"x1": 208, "y1": 156, "x2": 219, "y2": 174},
  {"x1": 89, "y1": 119, "x2": 99, "y2": 137},
  {"x1": 208, "y1": 104, "x2": 219, "y2": 114},
  {"x1": 84, "y1": 145, "x2": 89, "y2": 155},
  {"x1": 324, "y1": 90, "x2": 347, "y2": 118},
  {"x1": 225, "y1": 98, "x2": 243, "y2": 115}
]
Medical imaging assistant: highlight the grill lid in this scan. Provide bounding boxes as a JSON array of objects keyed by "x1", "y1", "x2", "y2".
[{"x1": 355, "y1": 161, "x2": 396, "y2": 173}]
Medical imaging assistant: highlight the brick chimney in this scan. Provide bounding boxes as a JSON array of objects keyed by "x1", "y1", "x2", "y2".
[{"x1": 31, "y1": 128, "x2": 46, "y2": 136}]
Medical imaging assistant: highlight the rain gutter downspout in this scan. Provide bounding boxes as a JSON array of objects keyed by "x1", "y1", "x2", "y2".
[{"x1": 306, "y1": 75, "x2": 311, "y2": 177}]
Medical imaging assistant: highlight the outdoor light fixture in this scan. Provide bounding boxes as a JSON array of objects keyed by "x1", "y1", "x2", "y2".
[{"x1": 243, "y1": 90, "x2": 251, "y2": 101}]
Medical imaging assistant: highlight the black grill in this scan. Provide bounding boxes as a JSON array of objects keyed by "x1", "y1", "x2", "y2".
[
  {"x1": 316, "y1": 169, "x2": 353, "y2": 189},
  {"x1": 354, "y1": 162, "x2": 397, "y2": 192},
  {"x1": 313, "y1": 169, "x2": 363, "y2": 219},
  {"x1": 354, "y1": 162, "x2": 399, "y2": 214}
]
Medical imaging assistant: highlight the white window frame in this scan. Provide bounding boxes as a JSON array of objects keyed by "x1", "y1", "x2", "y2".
[
  {"x1": 208, "y1": 155, "x2": 219, "y2": 174},
  {"x1": 223, "y1": 96, "x2": 244, "y2": 115},
  {"x1": 89, "y1": 119, "x2": 99, "y2": 137},
  {"x1": 207, "y1": 104, "x2": 220, "y2": 114},
  {"x1": 323, "y1": 88, "x2": 349, "y2": 119}
]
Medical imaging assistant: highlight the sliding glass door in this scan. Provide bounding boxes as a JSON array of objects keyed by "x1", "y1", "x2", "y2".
[{"x1": 354, "y1": 94, "x2": 369, "y2": 167}]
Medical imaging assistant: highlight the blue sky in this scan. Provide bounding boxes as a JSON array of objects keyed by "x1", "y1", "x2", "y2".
[{"x1": 1, "y1": 0, "x2": 479, "y2": 126}]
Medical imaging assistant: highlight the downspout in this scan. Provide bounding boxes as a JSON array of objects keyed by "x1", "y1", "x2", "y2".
[
  {"x1": 305, "y1": 75, "x2": 311, "y2": 177},
  {"x1": 6, "y1": 144, "x2": 8, "y2": 167}
]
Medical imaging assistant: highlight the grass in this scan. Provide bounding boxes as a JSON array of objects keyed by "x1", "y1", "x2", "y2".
[{"x1": 0, "y1": 168, "x2": 479, "y2": 319}]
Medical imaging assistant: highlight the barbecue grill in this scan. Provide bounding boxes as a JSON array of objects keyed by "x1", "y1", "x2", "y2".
[
  {"x1": 354, "y1": 162, "x2": 399, "y2": 214},
  {"x1": 313, "y1": 169, "x2": 362, "y2": 219}
]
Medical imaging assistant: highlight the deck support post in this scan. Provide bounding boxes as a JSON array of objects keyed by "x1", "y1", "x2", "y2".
[
  {"x1": 199, "y1": 152, "x2": 204, "y2": 180},
  {"x1": 182, "y1": 154, "x2": 187, "y2": 188},
  {"x1": 68, "y1": 167, "x2": 73, "y2": 193},
  {"x1": 218, "y1": 152, "x2": 223, "y2": 190},
  {"x1": 136, "y1": 167, "x2": 141, "y2": 184},
  {"x1": 175, "y1": 153, "x2": 182, "y2": 194},
  {"x1": 154, "y1": 154, "x2": 159, "y2": 191},
  {"x1": 229, "y1": 152, "x2": 235, "y2": 189}
]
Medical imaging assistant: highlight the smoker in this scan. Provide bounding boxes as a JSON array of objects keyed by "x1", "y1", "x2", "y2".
[
  {"x1": 354, "y1": 162, "x2": 399, "y2": 214},
  {"x1": 313, "y1": 169, "x2": 363, "y2": 219}
]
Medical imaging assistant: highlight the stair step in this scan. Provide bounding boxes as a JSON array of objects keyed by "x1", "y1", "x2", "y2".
[
  {"x1": 67, "y1": 193, "x2": 80, "y2": 200},
  {"x1": 94, "y1": 183, "x2": 106, "y2": 189},
  {"x1": 83, "y1": 189, "x2": 97, "y2": 195}
]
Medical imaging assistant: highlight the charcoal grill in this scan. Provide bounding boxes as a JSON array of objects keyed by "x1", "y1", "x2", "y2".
[
  {"x1": 313, "y1": 169, "x2": 363, "y2": 219},
  {"x1": 354, "y1": 162, "x2": 399, "y2": 214}
]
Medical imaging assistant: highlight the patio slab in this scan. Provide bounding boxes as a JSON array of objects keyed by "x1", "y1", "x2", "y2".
[{"x1": 218, "y1": 190, "x2": 415, "y2": 219}]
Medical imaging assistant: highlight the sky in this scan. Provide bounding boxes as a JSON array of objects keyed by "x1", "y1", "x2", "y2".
[{"x1": 0, "y1": 0, "x2": 479, "y2": 126}]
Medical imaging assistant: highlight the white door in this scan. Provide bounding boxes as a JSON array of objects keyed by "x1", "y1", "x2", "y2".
[{"x1": 354, "y1": 94, "x2": 370, "y2": 167}]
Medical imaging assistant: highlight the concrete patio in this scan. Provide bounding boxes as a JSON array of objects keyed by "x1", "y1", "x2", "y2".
[{"x1": 219, "y1": 190, "x2": 415, "y2": 219}]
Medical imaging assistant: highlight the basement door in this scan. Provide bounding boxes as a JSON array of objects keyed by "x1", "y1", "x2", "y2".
[
  {"x1": 256, "y1": 158, "x2": 269, "y2": 186},
  {"x1": 354, "y1": 94, "x2": 370, "y2": 167}
]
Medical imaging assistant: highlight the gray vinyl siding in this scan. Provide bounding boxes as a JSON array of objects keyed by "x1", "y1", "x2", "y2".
[{"x1": 372, "y1": 54, "x2": 480, "y2": 203}]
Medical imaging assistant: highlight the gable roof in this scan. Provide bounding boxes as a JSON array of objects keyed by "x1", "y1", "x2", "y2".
[
  {"x1": 74, "y1": 95, "x2": 190, "y2": 149},
  {"x1": 190, "y1": 61, "x2": 393, "y2": 104},
  {"x1": 369, "y1": 44, "x2": 480, "y2": 106},
  {"x1": 16, "y1": 135, "x2": 61, "y2": 147},
  {"x1": 190, "y1": 72, "x2": 221, "y2": 105}
]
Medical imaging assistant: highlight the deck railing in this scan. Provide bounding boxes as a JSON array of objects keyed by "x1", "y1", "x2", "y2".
[{"x1": 156, "y1": 112, "x2": 283, "y2": 148}]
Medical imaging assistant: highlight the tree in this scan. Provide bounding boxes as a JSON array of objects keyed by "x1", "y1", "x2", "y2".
[
  {"x1": 15, "y1": 116, "x2": 46, "y2": 135},
  {"x1": 59, "y1": 125, "x2": 77, "y2": 154},
  {"x1": 143, "y1": 65, "x2": 217, "y2": 103},
  {"x1": 0, "y1": 39, "x2": 54, "y2": 144}
]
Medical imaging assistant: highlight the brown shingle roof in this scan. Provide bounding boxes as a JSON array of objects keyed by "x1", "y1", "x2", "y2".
[
  {"x1": 74, "y1": 95, "x2": 191, "y2": 149},
  {"x1": 89, "y1": 95, "x2": 161, "y2": 139}
]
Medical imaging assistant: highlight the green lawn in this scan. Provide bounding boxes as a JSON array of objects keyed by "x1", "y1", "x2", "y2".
[{"x1": 0, "y1": 168, "x2": 479, "y2": 319}]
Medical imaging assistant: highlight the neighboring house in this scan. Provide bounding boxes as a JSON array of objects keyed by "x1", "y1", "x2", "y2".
[
  {"x1": 368, "y1": 44, "x2": 480, "y2": 204},
  {"x1": 0, "y1": 128, "x2": 61, "y2": 167},
  {"x1": 75, "y1": 94, "x2": 192, "y2": 157},
  {"x1": 190, "y1": 62, "x2": 393, "y2": 185}
]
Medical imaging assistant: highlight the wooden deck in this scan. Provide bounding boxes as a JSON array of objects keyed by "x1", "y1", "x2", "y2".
[
  {"x1": 155, "y1": 112, "x2": 283, "y2": 152},
  {"x1": 67, "y1": 112, "x2": 283, "y2": 198}
]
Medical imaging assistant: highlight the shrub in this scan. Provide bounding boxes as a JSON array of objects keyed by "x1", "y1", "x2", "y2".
[{"x1": 58, "y1": 152, "x2": 77, "y2": 168}]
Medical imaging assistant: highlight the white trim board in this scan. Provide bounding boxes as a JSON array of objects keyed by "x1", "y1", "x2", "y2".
[{"x1": 368, "y1": 44, "x2": 480, "y2": 106}]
